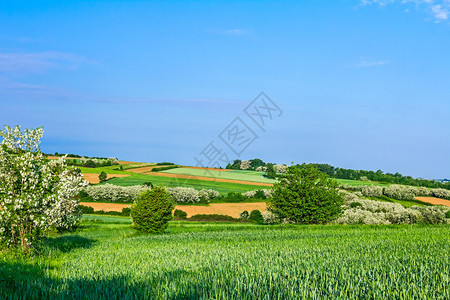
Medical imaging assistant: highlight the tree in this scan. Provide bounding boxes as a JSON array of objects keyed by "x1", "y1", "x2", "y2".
[
  {"x1": 268, "y1": 164, "x2": 343, "y2": 224},
  {"x1": 0, "y1": 125, "x2": 88, "y2": 250},
  {"x1": 98, "y1": 171, "x2": 107, "y2": 182},
  {"x1": 130, "y1": 187, "x2": 175, "y2": 233}
]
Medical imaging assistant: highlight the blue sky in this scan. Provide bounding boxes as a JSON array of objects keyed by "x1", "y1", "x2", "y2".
[{"x1": 1, "y1": 0, "x2": 449, "y2": 179}]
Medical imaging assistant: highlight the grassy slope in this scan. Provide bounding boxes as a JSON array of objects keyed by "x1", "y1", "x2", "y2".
[
  {"x1": 106, "y1": 173, "x2": 263, "y2": 194},
  {"x1": 162, "y1": 168, "x2": 275, "y2": 183},
  {"x1": 1, "y1": 218, "x2": 449, "y2": 299}
]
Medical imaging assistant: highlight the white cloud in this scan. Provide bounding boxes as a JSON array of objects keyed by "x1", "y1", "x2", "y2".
[
  {"x1": 431, "y1": 4, "x2": 449, "y2": 21},
  {"x1": 360, "y1": 0, "x2": 450, "y2": 22}
]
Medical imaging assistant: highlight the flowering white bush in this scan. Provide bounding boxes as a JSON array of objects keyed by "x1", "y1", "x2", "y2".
[
  {"x1": 255, "y1": 166, "x2": 267, "y2": 172},
  {"x1": 0, "y1": 126, "x2": 88, "y2": 249},
  {"x1": 242, "y1": 189, "x2": 273, "y2": 199},
  {"x1": 383, "y1": 185, "x2": 418, "y2": 201},
  {"x1": 262, "y1": 210, "x2": 279, "y2": 224},
  {"x1": 198, "y1": 189, "x2": 219, "y2": 200},
  {"x1": 240, "y1": 160, "x2": 251, "y2": 170},
  {"x1": 167, "y1": 187, "x2": 200, "y2": 203},
  {"x1": 432, "y1": 188, "x2": 450, "y2": 199},
  {"x1": 242, "y1": 190, "x2": 257, "y2": 198},
  {"x1": 333, "y1": 198, "x2": 449, "y2": 225},
  {"x1": 85, "y1": 184, "x2": 148, "y2": 203},
  {"x1": 361, "y1": 185, "x2": 383, "y2": 198},
  {"x1": 273, "y1": 164, "x2": 288, "y2": 174}
]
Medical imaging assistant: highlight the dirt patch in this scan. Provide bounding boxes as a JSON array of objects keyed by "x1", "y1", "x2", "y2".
[
  {"x1": 82, "y1": 173, "x2": 130, "y2": 184},
  {"x1": 415, "y1": 197, "x2": 450, "y2": 207},
  {"x1": 118, "y1": 161, "x2": 142, "y2": 165},
  {"x1": 81, "y1": 202, "x2": 130, "y2": 212},
  {"x1": 80, "y1": 202, "x2": 267, "y2": 218},
  {"x1": 127, "y1": 165, "x2": 171, "y2": 173},
  {"x1": 147, "y1": 172, "x2": 272, "y2": 187},
  {"x1": 184, "y1": 166, "x2": 232, "y2": 172}
]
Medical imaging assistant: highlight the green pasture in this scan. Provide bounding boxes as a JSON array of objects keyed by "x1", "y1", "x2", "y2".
[
  {"x1": 107, "y1": 173, "x2": 264, "y2": 194},
  {"x1": 1, "y1": 218, "x2": 449, "y2": 299}
]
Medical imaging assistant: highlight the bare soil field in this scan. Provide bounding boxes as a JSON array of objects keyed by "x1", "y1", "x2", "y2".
[
  {"x1": 80, "y1": 202, "x2": 267, "y2": 217},
  {"x1": 127, "y1": 165, "x2": 171, "y2": 173},
  {"x1": 415, "y1": 197, "x2": 450, "y2": 207},
  {"x1": 82, "y1": 173, "x2": 130, "y2": 184}
]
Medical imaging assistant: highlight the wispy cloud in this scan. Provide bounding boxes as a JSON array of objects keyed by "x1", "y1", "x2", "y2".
[
  {"x1": 206, "y1": 29, "x2": 249, "y2": 36},
  {"x1": 360, "y1": 0, "x2": 450, "y2": 22},
  {"x1": 0, "y1": 51, "x2": 91, "y2": 75},
  {"x1": 350, "y1": 59, "x2": 389, "y2": 68}
]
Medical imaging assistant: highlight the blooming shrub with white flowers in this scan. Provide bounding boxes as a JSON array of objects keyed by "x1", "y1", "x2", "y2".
[
  {"x1": 85, "y1": 184, "x2": 148, "y2": 203},
  {"x1": 334, "y1": 193, "x2": 449, "y2": 225},
  {"x1": 0, "y1": 126, "x2": 88, "y2": 250},
  {"x1": 167, "y1": 187, "x2": 201, "y2": 203}
]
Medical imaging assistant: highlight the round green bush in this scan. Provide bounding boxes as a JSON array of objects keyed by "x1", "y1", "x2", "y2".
[
  {"x1": 173, "y1": 209, "x2": 187, "y2": 219},
  {"x1": 131, "y1": 187, "x2": 175, "y2": 233},
  {"x1": 445, "y1": 210, "x2": 450, "y2": 219},
  {"x1": 249, "y1": 210, "x2": 264, "y2": 224}
]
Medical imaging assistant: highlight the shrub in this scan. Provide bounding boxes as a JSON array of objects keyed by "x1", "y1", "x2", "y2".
[
  {"x1": 151, "y1": 165, "x2": 179, "y2": 172},
  {"x1": 223, "y1": 192, "x2": 246, "y2": 203},
  {"x1": 261, "y1": 210, "x2": 279, "y2": 224},
  {"x1": 173, "y1": 209, "x2": 188, "y2": 219},
  {"x1": 98, "y1": 171, "x2": 107, "y2": 182},
  {"x1": 361, "y1": 186, "x2": 383, "y2": 198},
  {"x1": 446, "y1": 210, "x2": 450, "y2": 219},
  {"x1": 240, "y1": 160, "x2": 251, "y2": 170},
  {"x1": 334, "y1": 198, "x2": 450, "y2": 225},
  {"x1": 121, "y1": 207, "x2": 131, "y2": 216},
  {"x1": 383, "y1": 185, "x2": 416, "y2": 201},
  {"x1": 198, "y1": 189, "x2": 219, "y2": 200},
  {"x1": 431, "y1": 188, "x2": 450, "y2": 199},
  {"x1": 0, "y1": 126, "x2": 88, "y2": 250},
  {"x1": 249, "y1": 210, "x2": 264, "y2": 223},
  {"x1": 78, "y1": 205, "x2": 95, "y2": 214},
  {"x1": 85, "y1": 184, "x2": 148, "y2": 203},
  {"x1": 142, "y1": 182, "x2": 153, "y2": 188},
  {"x1": 131, "y1": 187, "x2": 175, "y2": 234},
  {"x1": 167, "y1": 187, "x2": 200, "y2": 203},
  {"x1": 269, "y1": 165, "x2": 343, "y2": 224},
  {"x1": 239, "y1": 211, "x2": 249, "y2": 219}
]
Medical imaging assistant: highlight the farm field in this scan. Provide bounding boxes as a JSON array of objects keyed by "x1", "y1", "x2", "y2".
[
  {"x1": 162, "y1": 167, "x2": 276, "y2": 183},
  {"x1": 2, "y1": 218, "x2": 449, "y2": 299},
  {"x1": 106, "y1": 173, "x2": 264, "y2": 194},
  {"x1": 416, "y1": 197, "x2": 450, "y2": 207},
  {"x1": 80, "y1": 202, "x2": 267, "y2": 217}
]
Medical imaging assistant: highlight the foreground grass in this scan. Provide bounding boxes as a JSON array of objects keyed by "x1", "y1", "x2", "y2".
[{"x1": 1, "y1": 218, "x2": 449, "y2": 299}]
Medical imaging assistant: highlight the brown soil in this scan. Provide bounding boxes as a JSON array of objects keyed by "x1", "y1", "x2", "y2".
[
  {"x1": 118, "y1": 161, "x2": 143, "y2": 165},
  {"x1": 81, "y1": 202, "x2": 130, "y2": 212},
  {"x1": 127, "y1": 165, "x2": 170, "y2": 173},
  {"x1": 82, "y1": 173, "x2": 130, "y2": 184},
  {"x1": 415, "y1": 197, "x2": 450, "y2": 207},
  {"x1": 80, "y1": 202, "x2": 267, "y2": 218}
]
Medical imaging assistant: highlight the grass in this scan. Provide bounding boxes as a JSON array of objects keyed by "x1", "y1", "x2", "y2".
[
  {"x1": 107, "y1": 173, "x2": 264, "y2": 194},
  {"x1": 1, "y1": 217, "x2": 449, "y2": 299},
  {"x1": 162, "y1": 168, "x2": 275, "y2": 183}
]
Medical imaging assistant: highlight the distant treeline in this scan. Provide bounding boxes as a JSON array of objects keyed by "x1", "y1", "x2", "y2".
[
  {"x1": 46, "y1": 152, "x2": 110, "y2": 160},
  {"x1": 227, "y1": 158, "x2": 450, "y2": 190},
  {"x1": 295, "y1": 163, "x2": 450, "y2": 190}
]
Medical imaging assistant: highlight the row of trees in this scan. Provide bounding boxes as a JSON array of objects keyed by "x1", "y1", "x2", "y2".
[{"x1": 295, "y1": 163, "x2": 450, "y2": 190}]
